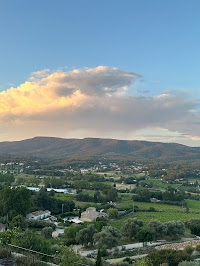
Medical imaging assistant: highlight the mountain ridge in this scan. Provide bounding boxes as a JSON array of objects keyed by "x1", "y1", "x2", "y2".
[{"x1": 0, "y1": 136, "x2": 199, "y2": 162}]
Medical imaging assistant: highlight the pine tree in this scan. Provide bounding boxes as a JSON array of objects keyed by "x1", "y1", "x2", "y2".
[{"x1": 95, "y1": 249, "x2": 102, "y2": 266}]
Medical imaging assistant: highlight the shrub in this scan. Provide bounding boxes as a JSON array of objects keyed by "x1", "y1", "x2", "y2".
[
  {"x1": 196, "y1": 244, "x2": 200, "y2": 251},
  {"x1": 15, "y1": 256, "x2": 48, "y2": 266},
  {"x1": 0, "y1": 248, "x2": 11, "y2": 259},
  {"x1": 184, "y1": 245, "x2": 194, "y2": 255},
  {"x1": 26, "y1": 219, "x2": 56, "y2": 230}
]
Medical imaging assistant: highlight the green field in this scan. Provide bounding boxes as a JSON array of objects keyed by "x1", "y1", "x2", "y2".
[
  {"x1": 82, "y1": 190, "x2": 95, "y2": 196},
  {"x1": 118, "y1": 201, "x2": 185, "y2": 212},
  {"x1": 145, "y1": 179, "x2": 180, "y2": 189},
  {"x1": 118, "y1": 193, "x2": 133, "y2": 201},
  {"x1": 185, "y1": 200, "x2": 200, "y2": 211},
  {"x1": 110, "y1": 211, "x2": 200, "y2": 230},
  {"x1": 54, "y1": 193, "x2": 76, "y2": 201}
]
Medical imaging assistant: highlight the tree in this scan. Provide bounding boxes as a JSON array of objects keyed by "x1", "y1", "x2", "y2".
[
  {"x1": 134, "y1": 257, "x2": 153, "y2": 266},
  {"x1": 94, "y1": 226, "x2": 121, "y2": 250},
  {"x1": 184, "y1": 245, "x2": 194, "y2": 255},
  {"x1": 76, "y1": 225, "x2": 97, "y2": 247},
  {"x1": 13, "y1": 230, "x2": 51, "y2": 254},
  {"x1": 107, "y1": 208, "x2": 118, "y2": 219},
  {"x1": 64, "y1": 226, "x2": 83, "y2": 245},
  {"x1": 121, "y1": 218, "x2": 143, "y2": 239},
  {"x1": 164, "y1": 221, "x2": 185, "y2": 240},
  {"x1": 190, "y1": 223, "x2": 200, "y2": 236},
  {"x1": 0, "y1": 187, "x2": 31, "y2": 219},
  {"x1": 138, "y1": 229, "x2": 153, "y2": 246},
  {"x1": 41, "y1": 227, "x2": 53, "y2": 238},
  {"x1": 59, "y1": 245, "x2": 81, "y2": 266},
  {"x1": 148, "y1": 220, "x2": 164, "y2": 241},
  {"x1": 0, "y1": 228, "x2": 19, "y2": 246},
  {"x1": 147, "y1": 249, "x2": 191, "y2": 266},
  {"x1": 95, "y1": 249, "x2": 102, "y2": 266},
  {"x1": 10, "y1": 214, "x2": 27, "y2": 230}
]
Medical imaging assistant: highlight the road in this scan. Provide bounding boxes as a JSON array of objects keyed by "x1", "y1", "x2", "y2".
[{"x1": 75, "y1": 240, "x2": 166, "y2": 257}]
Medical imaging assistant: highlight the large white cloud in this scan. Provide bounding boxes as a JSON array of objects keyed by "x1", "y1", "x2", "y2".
[{"x1": 0, "y1": 66, "x2": 200, "y2": 145}]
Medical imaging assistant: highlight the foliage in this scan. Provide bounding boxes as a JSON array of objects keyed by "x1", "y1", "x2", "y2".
[
  {"x1": 138, "y1": 229, "x2": 153, "y2": 244},
  {"x1": 51, "y1": 244, "x2": 60, "y2": 254},
  {"x1": 94, "y1": 226, "x2": 121, "y2": 250},
  {"x1": 33, "y1": 188, "x2": 75, "y2": 214},
  {"x1": 107, "y1": 208, "x2": 118, "y2": 219},
  {"x1": 148, "y1": 220, "x2": 185, "y2": 240},
  {"x1": 196, "y1": 244, "x2": 200, "y2": 251},
  {"x1": 64, "y1": 225, "x2": 83, "y2": 245},
  {"x1": 95, "y1": 249, "x2": 102, "y2": 266},
  {"x1": 163, "y1": 221, "x2": 185, "y2": 240},
  {"x1": 10, "y1": 214, "x2": 27, "y2": 230},
  {"x1": 0, "y1": 247, "x2": 11, "y2": 259},
  {"x1": 0, "y1": 187, "x2": 31, "y2": 219},
  {"x1": 0, "y1": 228, "x2": 19, "y2": 246},
  {"x1": 76, "y1": 224, "x2": 97, "y2": 247},
  {"x1": 0, "y1": 173, "x2": 15, "y2": 186},
  {"x1": 26, "y1": 219, "x2": 56, "y2": 230},
  {"x1": 13, "y1": 230, "x2": 52, "y2": 255},
  {"x1": 41, "y1": 227, "x2": 53, "y2": 238},
  {"x1": 58, "y1": 245, "x2": 81, "y2": 266},
  {"x1": 116, "y1": 262, "x2": 129, "y2": 266},
  {"x1": 184, "y1": 245, "x2": 194, "y2": 255},
  {"x1": 190, "y1": 223, "x2": 200, "y2": 236},
  {"x1": 147, "y1": 249, "x2": 191, "y2": 266},
  {"x1": 148, "y1": 219, "x2": 163, "y2": 241},
  {"x1": 15, "y1": 256, "x2": 48, "y2": 266},
  {"x1": 134, "y1": 257, "x2": 153, "y2": 266},
  {"x1": 121, "y1": 218, "x2": 143, "y2": 239}
]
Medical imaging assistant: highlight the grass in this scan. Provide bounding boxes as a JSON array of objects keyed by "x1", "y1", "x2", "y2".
[
  {"x1": 82, "y1": 190, "x2": 95, "y2": 196},
  {"x1": 54, "y1": 193, "x2": 76, "y2": 201},
  {"x1": 110, "y1": 211, "x2": 200, "y2": 230},
  {"x1": 185, "y1": 199, "x2": 200, "y2": 211},
  {"x1": 145, "y1": 179, "x2": 180, "y2": 189},
  {"x1": 118, "y1": 201, "x2": 184, "y2": 212},
  {"x1": 74, "y1": 201, "x2": 99, "y2": 208}
]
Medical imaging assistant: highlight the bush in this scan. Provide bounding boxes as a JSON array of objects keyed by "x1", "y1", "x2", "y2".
[
  {"x1": 15, "y1": 256, "x2": 48, "y2": 266},
  {"x1": 116, "y1": 262, "x2": 129, "y2": 266},
  {"x1": 0, "y1": 248, "x2": 11, "y2": 259},
  {"x1": 41, "y1": 227, "x2": 53, "y2": 238},
  {"x1": 147, "y1": 249, "x2": 191, "y2": 266},
  {"x1": 26, "y1": 219, "x2": 56, "y2": 230},
  {"x1": 184, "y1": 245, "x2": 194, "y2": 255},
  {"x1": 196, "y1": 244, "x2": 200, "y2": 251}
]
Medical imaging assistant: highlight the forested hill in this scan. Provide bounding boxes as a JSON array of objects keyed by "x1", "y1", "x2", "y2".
[{"x1": 0, "y1": 137, "x2": 199, "y2": 162}]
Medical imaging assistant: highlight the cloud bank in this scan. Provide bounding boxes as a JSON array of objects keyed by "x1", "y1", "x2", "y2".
[{"x1": 1, "y1": 66, "x2": 200, "y2": 145}]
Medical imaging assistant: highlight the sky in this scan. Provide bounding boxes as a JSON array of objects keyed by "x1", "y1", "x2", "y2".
[{"x1": 1, "y1": 0, "x2": 200, "y2": 146}]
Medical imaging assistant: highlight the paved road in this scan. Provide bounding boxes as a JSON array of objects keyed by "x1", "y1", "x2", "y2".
[
  {"x1": 75, "y1": 238, "x2": 196, "y2": 257},
  {"x1": 75, "y1": 241, "x2": 166, "y2": 257}
]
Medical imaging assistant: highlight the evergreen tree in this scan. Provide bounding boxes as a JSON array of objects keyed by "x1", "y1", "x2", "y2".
[{"x1": 95, "y1": 249, "x2": 102, "y2": 266}]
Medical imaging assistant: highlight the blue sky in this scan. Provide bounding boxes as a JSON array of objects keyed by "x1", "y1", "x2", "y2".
[{"x1": 0, "y1": 0, "x2": 200, "y2": 145}]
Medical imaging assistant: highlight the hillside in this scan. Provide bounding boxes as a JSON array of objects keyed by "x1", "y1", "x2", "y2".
[{"x1": 0, "y1": 137, "x2": 199, "y2": 162}]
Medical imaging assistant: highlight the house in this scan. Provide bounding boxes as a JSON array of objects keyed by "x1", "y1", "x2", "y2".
[
  {"x1": 0, "y1": 223, "x2": 6, "y2": 232},
  {"x1": 150, "y1": 198, "x2": 160, "y2": 203},
  {"x1": 26, "y1": 210, "x2": 51, "y2": 220},
  {"x1": 80, "y1": 207, "x2": 107, "y2": 222}
]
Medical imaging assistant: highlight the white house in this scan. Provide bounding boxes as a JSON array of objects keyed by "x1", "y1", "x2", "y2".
[{"x1": 26, "y1": 210, "x2": 51, "y2": 220}]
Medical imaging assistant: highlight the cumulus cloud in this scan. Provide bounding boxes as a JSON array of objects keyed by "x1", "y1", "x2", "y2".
[{"x1": 0, "y1": 66, "x2": 200, "y2": 145}]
